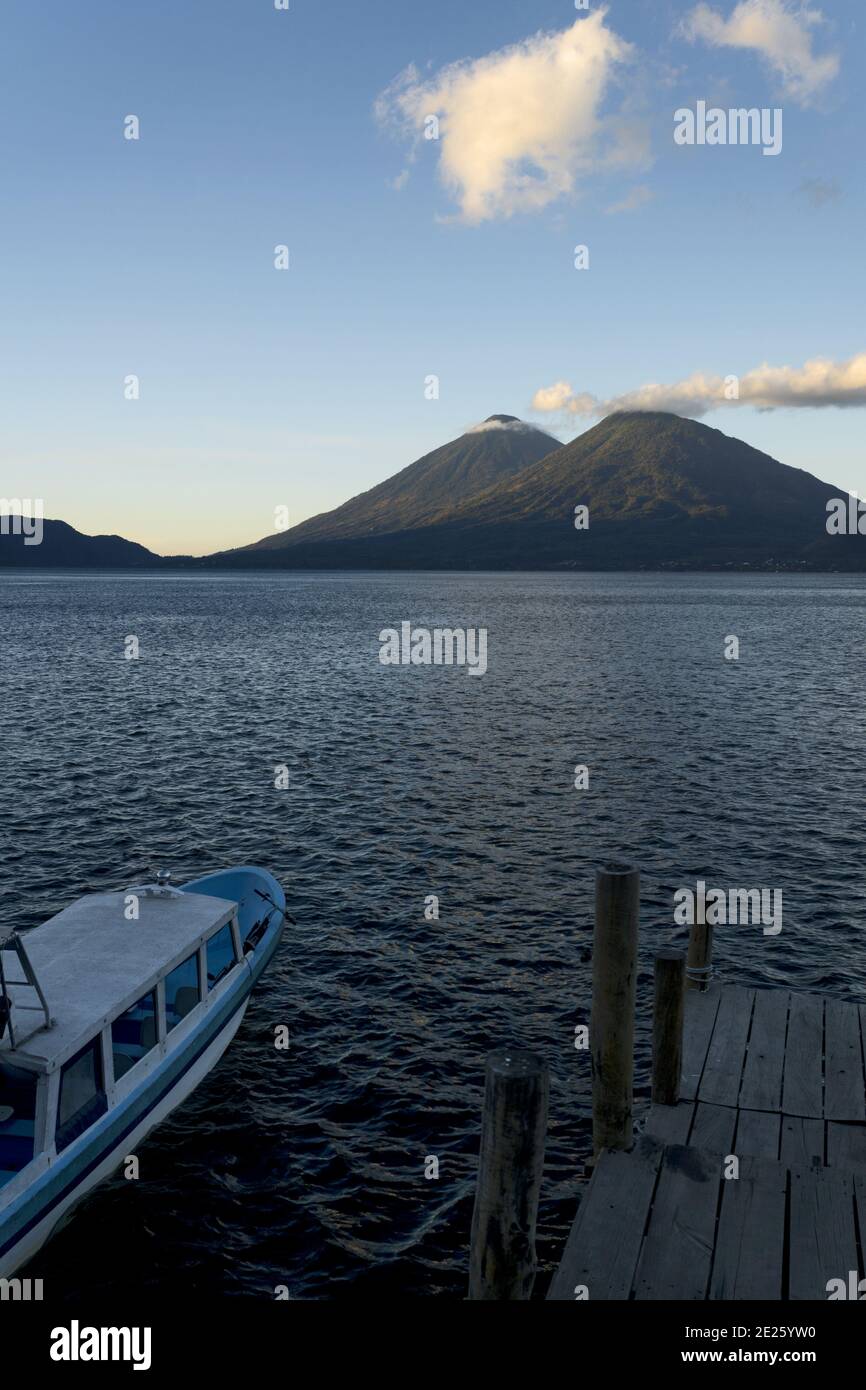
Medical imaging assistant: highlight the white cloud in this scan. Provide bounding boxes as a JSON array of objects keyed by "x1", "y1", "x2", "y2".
[
  {"x1": 375, "y1": 11, "x2": 642, "y2": 222},
  {"x1": 532, "y1": 353, "x2": 866, "y2": 420},
  {"x1": 465, "y1": 417, "x2": 551, "y2": 435},
  {"x1": 531, "y1": 382, "x2": 600, "y2": 416},
  {"x1": 681, "y1": 0, "x2": 839, "y2": 105}
]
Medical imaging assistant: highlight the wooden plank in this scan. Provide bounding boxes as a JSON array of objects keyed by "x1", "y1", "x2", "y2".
[
  {"x1": 709, "y1": 1155, "x2": 787, "y2": 1299},
  {"x1": 739, "y1": 988, "x2": 789, "y2": 1112},
  {"x1": 827, "y1": 1122, "x2": 866, "y2": 1172},
  {"x1": 680, "y1": 988, "x2": 721, "y2": 1102},
  {"x1": 780, "y1": 1115, "x2": 824, "y2": 1168},
  {"x1": 644, "y1": 1101, "x2": 694, "y2": 1146},
  {"x1": 691, "y1": 1102, "x2": 737, "y2": 1155},
  {"x1": 824, "y1": 998, "x2": 866, "y2": 1122},
  {"x1": 782, "y1": 993, "x2": 824, "y2": 1120},
  {"x1": 697, "y1": 986, "x2": 754, "y2": 1108},
  {"x1": 547, "y1": 1136, "x2": 663, "y2": 1300},
  {"x1": 736, "y1": 1109, "x2": 781, "y2": 1160},
  {"x1": 789, "y1": 1165, "x2": 858, "y2": 1300},
  {"x1": 633, "y1": 1145, "x2": 720, "y2": 1300}
]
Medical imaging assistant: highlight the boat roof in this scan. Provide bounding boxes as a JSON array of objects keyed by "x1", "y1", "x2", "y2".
[{"x1": 1, "y1": 889, "x2": 237, "y2": 1070}]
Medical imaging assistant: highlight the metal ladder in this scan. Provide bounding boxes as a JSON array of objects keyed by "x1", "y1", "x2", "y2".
[{"x1": 0, "y1": 931, "x2": 53, "y2": 1050}]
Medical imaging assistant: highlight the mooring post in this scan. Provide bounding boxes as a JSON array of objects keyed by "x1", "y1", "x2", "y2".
[
  {"x1": 652, "y1": 948, "x2": 686, "y2": 1105},
  {"x1": 686, "y1": 917, "x2": 714, "y2": 992},
  {"x1": 591, "y1": 863, "x2": 639, "y2": 1157},
  {"x1": 468, "y1": 1048, "x2": 549, "y2": 1301}
]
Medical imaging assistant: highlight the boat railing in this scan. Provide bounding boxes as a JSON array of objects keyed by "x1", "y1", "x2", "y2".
[{"x1": 0, "y1": 931, "x2": 54, "y2": 1050}]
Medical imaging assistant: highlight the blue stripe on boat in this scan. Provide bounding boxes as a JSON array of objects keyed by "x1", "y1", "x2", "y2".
[{"x1": 0, "y1": 905, "x2": 281, "y2": 1263}]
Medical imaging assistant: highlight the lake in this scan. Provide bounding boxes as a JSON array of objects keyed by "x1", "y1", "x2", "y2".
[{"x1": 1, "y1": 569, "x2": 865, "y2": 1299}]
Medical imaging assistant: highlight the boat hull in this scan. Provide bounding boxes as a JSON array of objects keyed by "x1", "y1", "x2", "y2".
[
  {"x1": 1, "y1": 995, "x2": 250, "y2": 1278},
  {"x1": 0, "y1": 866, "x2": 285, "y2": 1279}
]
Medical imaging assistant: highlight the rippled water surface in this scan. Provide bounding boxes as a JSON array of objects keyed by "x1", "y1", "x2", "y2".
[{"x1": 1, "y1": 570, "x2": 865, "y2": 1300}]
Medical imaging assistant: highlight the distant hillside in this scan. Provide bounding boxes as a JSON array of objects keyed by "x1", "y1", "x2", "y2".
[
  {"x1": 430, "y1": 410, "x2": 859, "y2": 569},
  {"x1": 219, "y1": 415, "x2": 561, "y2": 556},
  {"x1": 4, "y1": 414, "x2": 862, "y2": 572},
  {"x1": 0, "y1": 518, "x2": 160, "y2": 567},
  {"x1": 203, "y1": 412, "x2": 862, "y2": 572}
]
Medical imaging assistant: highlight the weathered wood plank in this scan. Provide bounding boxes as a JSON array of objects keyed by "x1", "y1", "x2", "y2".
[
  {"x1": 736, "y1": 1109, "x2": 781, "y2": 1160},
  {"x1": 697, "y1": 986, "x2": 754, "y2": 1108},
  {"x1": 709, "y1": 1155, "x2": 786, "y2": 1300},
  {"x1": 680, "y1": 988, "x2": 722, "y2": 1102},
  {"x1": 782, "y1": 993, "x2": 824, "y2": 1120},
  {"x1": 827, "y1": 1122, "x2": 866, "y2": 1172},
  {"x1": 633, "y1": 1145, "x2": 720, "y2": 1300},
  {"x1": 780, "y1": 1115, "x2": 824, "y2": 1168},
  {"x1": 553, "y1": 983, "x2": 866, "y2": 1304},
  {"x1": 691, "y1": 1102, "x2": 737, "y2": 1155},
  {"x1": 546, "y1": 1136, "x2": 663, "y2": 1301},
  {"x1": 824, "y1": 998, "x2": 866, "y2": 1122},
  {"x1": 644, "y1": 1101, "x2": 694, "y2": 1145},
  {"x1": 789, "y1": 1165, "x2": 857, "y2": 1300},
  {"x1": 739, "y1": 988, "x2": 789, "y2": 1112}
]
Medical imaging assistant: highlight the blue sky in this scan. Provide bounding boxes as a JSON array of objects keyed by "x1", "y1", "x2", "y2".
[{"x1": 1, "y1": 0, "x2": 863, "y2": 555}]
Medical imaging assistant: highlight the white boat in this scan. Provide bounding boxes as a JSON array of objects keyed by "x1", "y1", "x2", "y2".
[{"x1": 0, "y1": 865, "x2": 288, "y2": 1278}]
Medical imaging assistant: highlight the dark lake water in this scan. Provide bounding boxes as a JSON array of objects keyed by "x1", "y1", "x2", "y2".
[{"x1": 2, "y1": 570, "x2": 865, "y2": 1300}]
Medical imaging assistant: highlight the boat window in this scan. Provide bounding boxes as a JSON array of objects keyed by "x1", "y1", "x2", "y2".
[
  {"x1": 206, "y1": 924, "x2": 237, "y2": 990},
  {"x1": 111, "y1": 990, "x2": 158, "y2": 1080},
  {"x1": 164, "y1": 952, "x2": 201, "y2": 1032},
  {"x1": 0, "y1": 1059, "x2": 38, "y2": 1185},
  {"x1": 56, "y1": 1038, "x2": 108, "y2": 1153}
]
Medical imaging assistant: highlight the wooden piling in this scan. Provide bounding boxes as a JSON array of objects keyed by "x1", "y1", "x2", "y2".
[
  {"x1": 686, "y1": 918, "x2": 714, "y2": 992},
  {"x1": 651, "y1": 948, "x2": 685, "y2": 1105},
  {"x1": 468, "y1": 1048, "x2": 549, "y2": 1300},
  {"x1": 591, "y1": 863, "x2": 639, "y2": 1156}
]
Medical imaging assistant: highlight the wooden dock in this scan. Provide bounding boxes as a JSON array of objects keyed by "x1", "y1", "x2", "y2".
[
  {"x1": 548, "y1": 982, "x2": 866, "y2": 1300},
  {"x1": 466, "y1": 866, "x2": 866, "y2": 1302}
]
